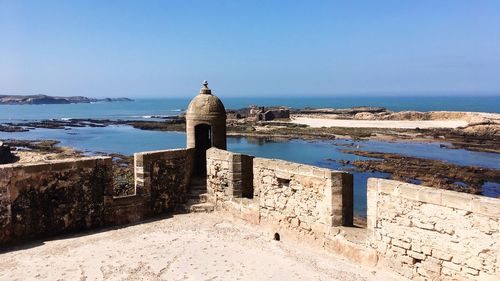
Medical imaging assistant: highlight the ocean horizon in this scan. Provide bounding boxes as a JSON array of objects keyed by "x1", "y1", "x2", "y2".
[{"x1": 0, "y1": 95, "x2": 499, "y2": 122}]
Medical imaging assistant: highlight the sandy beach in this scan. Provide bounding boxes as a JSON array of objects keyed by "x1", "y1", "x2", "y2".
[
  {"x1": 0, "y1": 213, "x2": 397, "y2": 281},
  {"x1": 291, "y1": 117, "x2": 469, "y2": 129}
]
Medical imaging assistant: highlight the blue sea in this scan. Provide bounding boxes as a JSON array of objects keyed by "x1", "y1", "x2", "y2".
[
  {"x1": 0, "y1": 96, "x2": 499, "y2": 122},
  {"x1": 0, "y1": 96, "x2": 499, "y2": 216}
]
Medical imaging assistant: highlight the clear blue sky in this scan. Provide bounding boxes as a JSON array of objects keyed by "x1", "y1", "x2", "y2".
[{"x1": 1, "y1": 0, "x2": 499, "y2": 98}]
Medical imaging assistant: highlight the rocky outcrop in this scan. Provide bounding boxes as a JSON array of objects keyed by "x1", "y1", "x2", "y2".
[
  {"x1": 0, "y1": 95, "x2": 133, "y2": 105},
  {"x1": 300, "y1": 107, "x2": 387, "y2": 115},
  {"x1": 462, "y1": 124, "x2": 500, "y2": 137},
  {"x1": 353, "y1": 110, "x2": 497, "y2": 123},
  {"x1": 342, "y1": 150, "x2": 500, "y2": 194}
]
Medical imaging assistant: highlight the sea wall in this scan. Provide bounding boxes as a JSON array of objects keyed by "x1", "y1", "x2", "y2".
[
  {"x1": 367, "y1": 178, "x2": 500, "y2": 280},
  {"x1": 0, "y1": 157, "x2": 112, "y2": 244},
  {"x1": 206, "y1": 148, "x2": 353, "y2": 237},
  {"x1": 254, "y1": 157, "x2": 353, "y2": 234},
  {"x1": 0, "y1": 148, "x2": 195, "y2": 245},
  {"x1": 134, "y1": 148, "x2": 194, "y2": 214},
  {"x1": 3, "y1": 145, "x2": 499, "y2": 281},
  {"x1": 105, "y1": 148, "x2": 194, "y2": 225},
  {"x1": 206, "y1": 148, "x2": 254, "y2": 204}
]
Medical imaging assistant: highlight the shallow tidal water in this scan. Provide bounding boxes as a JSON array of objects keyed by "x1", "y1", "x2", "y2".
[{"x1": 1, "y1": 125, "x2": 499, "y2": 216}]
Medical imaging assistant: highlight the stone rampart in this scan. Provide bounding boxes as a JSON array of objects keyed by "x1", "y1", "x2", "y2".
[
  {"x1": 0, "y1": 148, "x2": 195, "y2": 245},
  {"x1": 3, "y1": 146, "x2": 499, "y2": 281},
  {"x1": 206, "y1": 150, "x2": 363, "y2": 263},
  {"x1": 206, "y1": 148, "x2": 354, "y2": 237},
  {"x1": 0, "y1": 157, "x2": 112, "y2": 244},
  {"x1": 134, "y1": 148, "x2": 194, "y2": 213},
  {"x1": 254, "y1": 158, "x2": 353, "y2": 235},
  {"x1": 367, "y1": 178, "x2": 500, "y2": 280},
  {"x1": 206, "y1": 148, "x2": 254, "y2": 204}
]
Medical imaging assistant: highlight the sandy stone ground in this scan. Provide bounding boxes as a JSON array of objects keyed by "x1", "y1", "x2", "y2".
[
  {"x1": 0, "y1": 213, "x2": 398, "y2": 281},
  {"x1": 291, "y1": 117, "x2": 468, "y2": 129}
]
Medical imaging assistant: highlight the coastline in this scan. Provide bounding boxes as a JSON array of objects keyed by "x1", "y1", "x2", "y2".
[
  {"x1": 1, "y1": 108, "x2": 499, "y2": 154},
  {"x1": 1, "y1": 108, "x2": 499, "y2": 199}
]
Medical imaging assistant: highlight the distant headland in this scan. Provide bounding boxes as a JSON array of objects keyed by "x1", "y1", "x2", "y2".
[{"x1": 0, "y1": 94, "x2": 133, "y2": 105}]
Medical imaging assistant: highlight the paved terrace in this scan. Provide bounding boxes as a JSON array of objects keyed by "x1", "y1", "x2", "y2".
[{"x1": 0, "y1": 213, "x2": 397, "y2": 281}]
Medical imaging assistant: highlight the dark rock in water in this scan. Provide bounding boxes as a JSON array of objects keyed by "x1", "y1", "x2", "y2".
[
  {"x1": 98, "y1": 97, "x2": 133, "y2": 102},
  {"x1": 0, "y1": 124, "x2": 29, "y2": 132},
  {"x1": 299, "y1": 106, "x2": 387, "y2": 115},
  {"x1": 343, "y1": 149, "x2": 498, "y2": 195},
  {"x1": 0, "y1": 142, "x2": 15, "y2": 164}
]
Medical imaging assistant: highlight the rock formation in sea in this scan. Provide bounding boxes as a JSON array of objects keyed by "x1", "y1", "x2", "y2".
[{"x1": 0, "y1": 94, "x2": 133, "y2": 105}]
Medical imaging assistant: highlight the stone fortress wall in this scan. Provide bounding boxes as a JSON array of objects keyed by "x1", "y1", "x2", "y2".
[
  {"x1": 367, "y1": 178, "x2": 500, "y2": 281},
  {"x1": 253, "y1": 156, "x2": 353, "y2": 231},
  {"x1": 0, "y1": 157, "x2": 111, "y2": 244},
  {"x1": 0, "y1": 148, "x2": 194, "y2": 245},
  {"x1": 206, "y1": 147, "x2": 353, "y2": 236},
  {"x1": 0, "y1": 146, "x2": 499, "y2": 280},
  {"x1": 206, "y1": 148, "x2": 254, "y2": 202},
  {"x1": 205, "y1": 148, "x2": 500, "y2": 280}
]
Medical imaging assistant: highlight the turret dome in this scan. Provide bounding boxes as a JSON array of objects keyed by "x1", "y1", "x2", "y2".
[
  {"x1": 185, "y1": 80, "x2": 227, "y2": 174},
  {"x1": 186, "y1": 80, "x2": 226, "y2": 118}
]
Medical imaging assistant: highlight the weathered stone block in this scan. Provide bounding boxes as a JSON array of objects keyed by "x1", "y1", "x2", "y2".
[
  {"x1": 471, "y1": 197, "x2": 500, "y2": 218},
  {"x1": 462, "y1": 267, "x2": 479, "y2": 276},
  {"x1": 442, "y1": 261, "x2": 461, "y2": 271},
  {"x1": 20, "y1": 162, "x2": 52, "y2": 173},
  {"x1": 50, "y1": 159, "x2": 77, "y2": 171},
  {"x1": 393, "y1": 239, "x2": 411, "y2": 250},
  {"x1": 414, "y1": 220, "x2": 435, "y2": 230},
  {"x1": 408, "y1": 250, "x2": 426, "y2": 260},
  {"x1": 421, "y1": 245, "x2": 432, "y2": 255},
  {"x1": 367, "y1": 178, "x2": 500, "y2": 280},
  {"x1": 441, "y1": 191, "x2": 473, "y2": 211},
  {"x1": 377, "y1": 179, "x2": 399, "y2": 194},
  {"x1": 431, "y1": 249, "x2": 452, "y2": 261},
  {"x1": 398, "y1": 183, "x2": 420, "y2": 201},
  {"x1": 324, "y1": 235, "x2": 378, "y2": 267},
  {"x1": 417, "y1": 188, "x2": 442, "y2": 205},
  {"x1": 399, "y1": 255, "x2": 416, "y2": 265}
]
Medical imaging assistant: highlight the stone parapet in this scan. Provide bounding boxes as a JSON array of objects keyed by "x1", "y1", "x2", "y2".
[
  {"x1": 0, "y1": 157, "x2": 112, "y2": 245},
  {"x1": 253, "y1": 157, "x2": 353, "y2": 234},
  {"x1": 0, "y1": 149, "x2": 195, "y2": 246},
  {"x1": 207, "y1": 150, "x2": 354, "y2": 237},
  {"x1": 367, "y1": 178, "x2": 500, "y2": 280},
  {"x1": 206, "y1": 148, "x2": 254, "y2": 205}
]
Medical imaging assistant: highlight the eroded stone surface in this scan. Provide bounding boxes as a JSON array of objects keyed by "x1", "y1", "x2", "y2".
[
  {"x1": 0, "y1": 148, "x2": 195, "y2": 245},
  {"x1": 368, "y1": 178, "x2": 500, "y2": 281}
]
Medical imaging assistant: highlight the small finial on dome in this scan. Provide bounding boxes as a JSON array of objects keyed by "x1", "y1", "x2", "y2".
[{"x1": 200, "y1": 80, "x2": 212, "y2": 95}]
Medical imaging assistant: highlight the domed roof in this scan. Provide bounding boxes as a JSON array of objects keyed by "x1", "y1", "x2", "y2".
[{"x1": 186, "y1": 81, "x2": 226, "y2": 117}]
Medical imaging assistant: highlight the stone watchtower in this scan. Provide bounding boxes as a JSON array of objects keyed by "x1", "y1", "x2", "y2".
[{"x1": 186, "y1": 81, "x2": 227, "y2": 175}]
